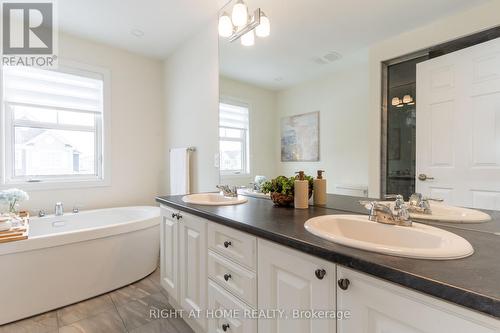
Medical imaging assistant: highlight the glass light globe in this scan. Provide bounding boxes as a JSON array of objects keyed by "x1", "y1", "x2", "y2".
[
  {"x1": 391, "y1": 97, "x2": 401, "y2": 106},
  {"x1": 232, "y1": 0, "x2": 248, "y2": 27},
  {"x1": 241, "y1": 30, "x2": 255, "y2": 46},
  {"x1": 402, "y1": 95, "x2": 413, "y2": 104},
  {"x1": 218, "y1": 13, "x2": 233, "y2": 37},
  {"x1": 256, "y1": 13, "x2": 270, "y2": 37}
]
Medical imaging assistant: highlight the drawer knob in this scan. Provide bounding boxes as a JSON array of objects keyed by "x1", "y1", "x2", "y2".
[
  {"x1": 338, "y1": 278, "x2": 350, "y2": 290},
  {"x1": 315, "y1": 269, "x2": 326, "y2": 280},
  {"x1": 222, "y1": 323, "x2": 230, "y2": 332},
  {"x1": 223, "y1": 273, "x2": 232, "y2": 281},
  {"x1": 223, "y1": 241, "x2": 232, "y2": 248}
]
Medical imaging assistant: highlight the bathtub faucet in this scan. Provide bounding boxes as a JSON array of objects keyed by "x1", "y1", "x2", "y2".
[{"x1": 55, "y1": 202, "x2": 64, "y2": 216}]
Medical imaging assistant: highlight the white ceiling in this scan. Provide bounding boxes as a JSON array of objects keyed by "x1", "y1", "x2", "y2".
[
  {"x1": 58, "y1": 0, "x2": 491, "y2": 89},
  {"x1": 58, "y1": 0, "x2": 228, "y2": 59},
  {"x1": 219, "y1": 0, "x2": 491, "y2": 90}
]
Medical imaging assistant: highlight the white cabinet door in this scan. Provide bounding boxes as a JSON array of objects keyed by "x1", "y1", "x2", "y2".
[
  {"x1": 160, "y1": 205, "x2": 179, "y2": 303},
  {"x1": 258, "y1": 239, "x2": 336, "y2": 333},
  {"x1": 179, "y1": 211, "x2": 208, "y2": 330},
  {"x1": 337, "y1": 266, "x2": 500, "y2": 333}
]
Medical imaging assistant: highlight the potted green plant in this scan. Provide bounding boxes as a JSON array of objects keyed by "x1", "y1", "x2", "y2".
[{"x1": 261, "y1": 175, "x2": 313, "y2": 207}]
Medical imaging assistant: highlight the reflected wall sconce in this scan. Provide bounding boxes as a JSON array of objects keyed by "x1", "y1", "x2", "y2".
[
  {"x1": 218, "y1": 0, "x2": 270, "y2": 46},
  {"x1": 391, "y1": 94, "x2": 415, "y2": 108}
]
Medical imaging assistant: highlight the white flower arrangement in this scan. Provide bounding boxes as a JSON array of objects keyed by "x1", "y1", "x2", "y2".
[{"x1": 0, "y1": 188, "x2": 29, "y2": 214}]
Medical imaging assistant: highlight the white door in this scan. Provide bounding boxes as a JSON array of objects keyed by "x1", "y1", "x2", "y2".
[
  {"x1": 336, "y1": 266, "x2": 500, "y2": 333},
  {"x1": 258, "y1": 239, "x2": 336, "y2": 333},
  {"x1": 179, "y1": 211, "x2": 207, "y2": 330},
  {"x1": 160, "y1": 206, "x2": 179, "y2": 302},
  {"x1": 416, "y1": 37, "x2": 500, "y2": 210}
]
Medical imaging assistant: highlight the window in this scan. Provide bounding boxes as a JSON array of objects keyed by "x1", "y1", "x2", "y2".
[
  {"x1": 1, "y1": 65, "x2": 107, "y2": 186},
  {"x1": 219, "y1": 102, "x2": 249, "y2": 175}
]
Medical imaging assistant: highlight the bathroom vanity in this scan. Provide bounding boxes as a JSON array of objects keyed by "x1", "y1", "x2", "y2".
[{"x1": 156, "y1": 194, "x2": 500, "y2": 333}]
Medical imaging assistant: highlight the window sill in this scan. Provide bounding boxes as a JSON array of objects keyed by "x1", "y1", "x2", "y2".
[{"x1": 0, "y1": 178, "x2": 111, "y2": 191}]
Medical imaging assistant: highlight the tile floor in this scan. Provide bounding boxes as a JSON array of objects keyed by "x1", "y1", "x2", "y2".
[{"x1": 0, "y1": 268, "x2": 194, "y2": 333}]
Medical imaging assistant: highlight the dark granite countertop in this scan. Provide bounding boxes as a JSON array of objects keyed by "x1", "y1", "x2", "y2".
[{"x1": 156, "y1": 194, "x2": 500, "y2": 319}]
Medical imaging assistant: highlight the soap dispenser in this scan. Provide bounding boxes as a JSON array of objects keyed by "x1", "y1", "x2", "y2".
[
  {"x1": 313, "y1": 170, "x2": 327, "y2": 206},
  {"x1": 294, "y1": 171, "x2": 309, "y2": 209}
]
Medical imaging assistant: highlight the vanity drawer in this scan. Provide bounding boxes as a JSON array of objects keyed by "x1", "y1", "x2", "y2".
[
  {"x1": 208, "y1": 223, "x2": 257, "y2": 270},
  {"x1": 208, "y1": 281, "x2": 257, "y2": 333},
  {"x1": 208, "y1": 251, "x2": 257, "y2": 308}
]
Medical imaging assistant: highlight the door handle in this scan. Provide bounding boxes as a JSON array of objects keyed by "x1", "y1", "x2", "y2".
[{"x1": 418, "y1": 174, "x2": 435, "y2": 181}]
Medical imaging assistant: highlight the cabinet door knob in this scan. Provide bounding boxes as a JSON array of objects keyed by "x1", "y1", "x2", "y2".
[
  {"x1": 222, "y1": 323, "x2": 230, "y2": 331},
  {"x1": 315, "y1": 268, "x2": 326, "y2": 280},
  {"x1": 171, "y1": 213, "x2": 177, "y2": 219},
  {"x1": 176, "y1": 213, "x2": 182, "y2": 220},
  {"x1": 223, "y1": 241, "x2": 232, "y2": 248},
  {"x1": 223, "y1": 273, "x2": 232, "y2": 281},
  {"x1": 338, "y1": 278, "x2": 350, "y2": 290}
]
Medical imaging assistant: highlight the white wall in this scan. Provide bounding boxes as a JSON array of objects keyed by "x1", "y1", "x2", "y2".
[
  {"x1": 163, "y1": 20, "x2": 220, "y2": 194},
  {"x1": 276, "y1": 52, "x2": 370, "y2": 193},
  {"x1": 367, "y1": 0, "x2": 500, "y2": 198},
  {"x1": 219, "y1": 76, "x2": 278, "y2": 186},
  {"x1": 17, "y1": 33, "x2": 165, "y2": 214}
]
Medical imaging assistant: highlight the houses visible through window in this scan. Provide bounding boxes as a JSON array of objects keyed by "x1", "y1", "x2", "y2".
[
  {"x1": 1, "y1": 65, "x2": 105, "y2": 185},
  {"x1": 219, "y1": 102, "x2": 249, "y2": 175}
]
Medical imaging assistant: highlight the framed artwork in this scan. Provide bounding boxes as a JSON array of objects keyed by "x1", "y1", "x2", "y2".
[{"x1": 281, "y1": 111, "x2": 319, "y2": 162}]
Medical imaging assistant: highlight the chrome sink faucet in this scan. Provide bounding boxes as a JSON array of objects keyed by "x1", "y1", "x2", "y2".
[
  {"x1": 55, "y1": 202, "x2": 64, "y2": 216},
  {"x1": 217, "y1": 185, "x2": 239, "y2": 198},
  {"x1": 408, "y1": 193, "x2": 443, "y2": 215},
  {"x1": 361, "y1": 194, "x2": 412, "y2": 227}
]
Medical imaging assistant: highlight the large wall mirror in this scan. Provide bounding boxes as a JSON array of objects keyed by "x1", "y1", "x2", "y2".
[
  {"x1": 218, "y1": 0, "x2": 500, "y2": 212},
  {"x1": 218, "y1": 0, "x2": 370, "y2": 205}
]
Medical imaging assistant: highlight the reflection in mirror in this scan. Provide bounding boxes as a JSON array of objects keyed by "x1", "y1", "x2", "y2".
[
  {"x1": 218, "y1": 0, "x2": 500, "y2": 213},
  {"x1": 218, "y1": 0, "x2": 370, "y2": 203}
]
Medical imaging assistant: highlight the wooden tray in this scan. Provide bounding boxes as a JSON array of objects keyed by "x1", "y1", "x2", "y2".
[{"x1": 0, "y1": 217, "x2": 29, "y2": 244}]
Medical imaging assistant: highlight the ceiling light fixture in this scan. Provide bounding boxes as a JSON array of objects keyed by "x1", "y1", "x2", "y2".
[{"x1": 218, "y1": 1, "x2": 270, "y2": 46}]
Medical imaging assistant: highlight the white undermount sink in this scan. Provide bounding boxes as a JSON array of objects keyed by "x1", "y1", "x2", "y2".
[
  {"x1": 304, "y1": 215, "x2": 474, "y2": 260},
  {"x1": 182, "y1": 193, "x2": 248, "y2": 206}
]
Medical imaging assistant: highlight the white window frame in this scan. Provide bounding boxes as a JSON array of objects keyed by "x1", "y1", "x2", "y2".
[
  {"x1": 0, "y1": 60, "x2": 111, "y2": 190},
  {"x1": 219, "y1": 98, "x2": 250, "y2": 177}
]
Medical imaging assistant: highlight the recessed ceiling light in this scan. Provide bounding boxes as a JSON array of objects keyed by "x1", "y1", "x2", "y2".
[
  {"x1": 323, "y1": 51, "x2": 342, "y2": 62},
  {"x1": 130, "y1": 29, "x2": 144, "y2": 38},
  {"x1": 313, "y1": 51, "x2": 342, "y2": 65}
]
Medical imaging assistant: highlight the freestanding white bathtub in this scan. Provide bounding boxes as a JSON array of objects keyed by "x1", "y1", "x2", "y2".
[{"x1": 0, "y1": 206, "x2": 160, "y2": 325}]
